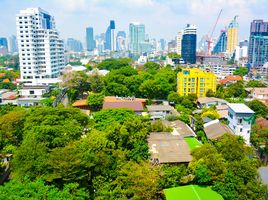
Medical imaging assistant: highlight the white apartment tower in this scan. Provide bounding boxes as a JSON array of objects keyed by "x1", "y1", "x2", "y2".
[
  {"x1": 176, "y1": 30, "x2": 183, "y2": 55},
  {"x1": 16, "y1": 8, "x2": 65, "y2": 85}
]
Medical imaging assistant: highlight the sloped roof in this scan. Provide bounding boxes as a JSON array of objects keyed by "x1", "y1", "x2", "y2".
[
  {"x1": 256, "y1": 117, "x2": 268, "y2": 129},
  {"x1": 252, "y1": 88, "x2": 268, "y2": 95},
  {"x1": 204, "y1": 119, "x2": 233, "y2": 139},
  {"x1": 103, "y1": 101, "x2": 144, "y2": 111},
  {"x1": 198, "y1": 97, "x2": 227, "y2": 104},
  {"x1": 147, "y1": 105, "x2": 174, "y2": 112},
  {"x1": 163, "y1": 120, "x2": 195, "y2": 137},
  {"x1": 148, "y1": 132, "x2": 192, "y2": 163},
  {"x1": 72, "y1": 99, "x2": 88, "y2": 107}
]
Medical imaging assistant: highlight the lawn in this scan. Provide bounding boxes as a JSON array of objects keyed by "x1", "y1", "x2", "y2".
[
  {"x1": 184, "y1": 137, "x2": 202, "y2": 150},
  {"x1": 164, "y1": 185, "x2": 223, "y2": 200}
]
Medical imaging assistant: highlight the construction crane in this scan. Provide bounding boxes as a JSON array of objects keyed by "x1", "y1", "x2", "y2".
[{"x1": 206, "y1": 9, "x2": 223, "y2": 55}]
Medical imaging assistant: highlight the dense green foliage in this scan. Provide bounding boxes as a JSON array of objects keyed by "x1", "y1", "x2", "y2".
[
  {"x1": 0, "y1": 178, "x2": 89, "y2": 199},
  {"x1": 246, "y1": 80, "x2": 266, "y2": 88},
  {"x1": 97, "y1": 58, "x2": 132, "y2": 70},
  {"x1": 190, "y1": 134, "x2": 266, "y2": 200},
  {"x1": 233, "y1": 67, "x2": 248, "y2": 77},
  {"x1": 87, "y1": 92, "x2": 104, "y2": 111},
  {"x1": 0, "y1": 55, "x2": 19, "y2": 70},
  {"x1": 248, "y1": 99, "x2": 268, "y2": 117}
]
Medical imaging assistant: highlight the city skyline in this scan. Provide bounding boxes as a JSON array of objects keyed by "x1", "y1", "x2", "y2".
[{"x1": 0, "y1": 0, "x2": 267, "y2": 42}]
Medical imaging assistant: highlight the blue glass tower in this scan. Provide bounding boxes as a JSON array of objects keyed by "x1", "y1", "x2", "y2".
[
  {"x1": 0, "y1": 37, "x2": 8, "y2": 50},
  {"x1": 105, "y1": 20, "x2": 115, "y2": 51},
  {"x1": 212, "y1": 30, "x2": 227, "y2": 54},
  {"x1": 86, "y1": 27, "x2": 95, "y2": 51},
  {"x1": 181, "y1": 24, "x2": 197, "y2": 64}
]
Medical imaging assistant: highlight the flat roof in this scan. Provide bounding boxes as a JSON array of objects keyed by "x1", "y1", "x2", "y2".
[
  {"x1": 227, "y1": 103, "x2": 255, "y2": 114},
  {"x1": 148, "y1": 133, "x2": 192, "y2": 163},
  {"x1": 164, "y1": 185, "x2": 224, "y2": 200}
]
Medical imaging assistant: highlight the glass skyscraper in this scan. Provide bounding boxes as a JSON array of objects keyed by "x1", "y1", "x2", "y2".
[
  {"x1": 86, "y1": 27, "x2": 95, "y2": 51},
  {"x1": 66, "y1": 38, "x2": 83, "y2": 52},
  {"x1": 248, "y1": 20, "x2": 268, "y2": 67},
  {"x1": 212, "y1": 30, "x2": 227, "y2": 54},
  {"x1": 105, "y1": 20, "x2": 115, "y2": 51},
  {"x1": 129, "y1": 22, "x2": 145, "y2": 55},
  {"x1": 181, "y1": 24, "x2": 197, "y2": 64},
  {"x1": 0, "y1": 37, "x2": 8, "y2": 50}
]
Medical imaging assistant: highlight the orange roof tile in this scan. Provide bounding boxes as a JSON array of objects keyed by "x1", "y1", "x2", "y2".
[
  {"x1": 252, "y1": 88, "x2": 268, "y2": 95},
  {"x1": 72, "y1": 99, "x2": 88, "y2": 107},
  {"x1": 3, "y1": 78, "x2": 10, "y2": 83}
]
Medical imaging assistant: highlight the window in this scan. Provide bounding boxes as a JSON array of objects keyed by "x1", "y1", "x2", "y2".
[
  {"x1": 238, "y1": 118, "x2": 242, "y2": 124},
  {"x1": 29, "y1": 91, "x2": 34, "y2": 95},
  {"x1": 240, "y1": 128, "x2": 243, "y2": 132},
  {"x1": 228, "y1": 112, "x2": 233, "y2": 119}
]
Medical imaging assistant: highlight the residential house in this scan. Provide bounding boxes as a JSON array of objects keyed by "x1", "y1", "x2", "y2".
[
  {"x1": 17, "y1": 85, "x2": 49, "y2": 106},
  {"x1": 0, "y1": 91, "x2": 17, "y2": 105},
  {"x1": 218, "y1": 75, "x2": 242, "y2": 86},
  {"x1": 227, "y1": 103, "x2": 255, "y2": 144},
  {"x1": 197, "y1": 97, "x2": 227, "y2": 108},
  {"x1": 204, "y1": 119, "x2": 233, "y2": 139},
  {"x1": 251, "y1": 88, "x2": 268, "y2": 100},
  {"x1": 72, "y1": 96, "x2": 146, "y2": 115},
  {"x1": 147, "y1": 105, "x2": 176, "y2": 120},
  {"x1": 148, "y1": 132, "x2": 192, "y2": 164},
  {"x1": 72, "y1": 99, "x2": 90, "y2": 115},
  {"x1": 103, "y1": 96, "x2": 146, "y2": 115},
  {"x1": 162, "y1": 120, "x2": 195, "y2": 137}
]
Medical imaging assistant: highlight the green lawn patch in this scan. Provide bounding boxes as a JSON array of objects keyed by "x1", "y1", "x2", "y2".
[
  {"x1": 164, "y1": 185, "x2": 223, "y2": 200},
  {"x1": 184, "y1": 137, "x2": 202, "y2": 150}
]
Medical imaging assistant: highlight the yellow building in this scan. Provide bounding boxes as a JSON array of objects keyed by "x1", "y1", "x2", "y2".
[
  {"x1": 227, "y1": 16, "x2": 238, "y2": 54},
  {"x1": 177, "y1": 68, "x2": 216, "y2": 97}
]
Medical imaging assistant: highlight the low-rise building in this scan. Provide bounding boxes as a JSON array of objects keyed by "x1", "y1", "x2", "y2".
[
  {"x1": 147, "y1": 105, "x2": 176, "y2": 120},
  {"x1": 17, "y1": 85, "x2": 49, "y2": 106},
  {"x1": 227, "y1": 103, "x2": 255, "y2": 144},
  {"x1": 197, "y1": 97, "x2": 227, "y2": 108},
  {"x1": 148, "y1": 132, "x2": 193, "y2": 164},
  {"x1": 204, "y1": 119, "x2": 233, "y2": 140},
  {"x1": 103, "y1": 96, "x2": 146, "y2": 115},
  {"x1": 251, "y1": 88, "x2": 268, "y2": 100},
  {"x1": 218, "y1": 75, "x2": 242, "y2": 86}
]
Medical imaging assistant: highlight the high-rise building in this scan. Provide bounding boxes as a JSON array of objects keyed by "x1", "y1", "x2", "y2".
[
  {"x1": 129, "y1": 22, "x2": 145, "y2": 55},
  {"x1": 176, "y1": 30, "x2": 183, "y2": 55},
  {"x1": 159, "y1": 39, "x2": 166, "y2": 51},
  {"x1": 66, "y1": 38, "x2": 83, "y2": 52},
  {"x1": 0, "y1": 37, "x2": 8, "y2": 50},
  {"x1": 227, "y1": 16, "x2": 239, "y2": 54},
  {"x1": 116, "y1": 31, "x2": 126, "y2": 51},
  {"x1": 177, "y1": 68, "x2": 216, "y2": 97},
  {"x1": 181, "y1": 24, "x2": 197, "y2": 64},
  {"x1": 7, "y1": 35, "x2": 18, "y2": 53},
  {"x1": 212, "y1": 30, "x2": 227, "y2": 54},
  {"x1": 86, "y1": 27, "x2": 95, "y2": 51},
  {"x1": 105, "y1": 20, "x2": 116, "y2": 51},
  {"x1": 248, "y1": 20, "x2": 268, "y2": 67},
  {"x1": 16, "y1": 8, "x2": 65, "y2": 85}
]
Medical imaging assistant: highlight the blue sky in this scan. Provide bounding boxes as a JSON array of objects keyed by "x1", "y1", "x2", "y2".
[{"x1": 0, "y1": 0, "x2": 267, "y2": 43}]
